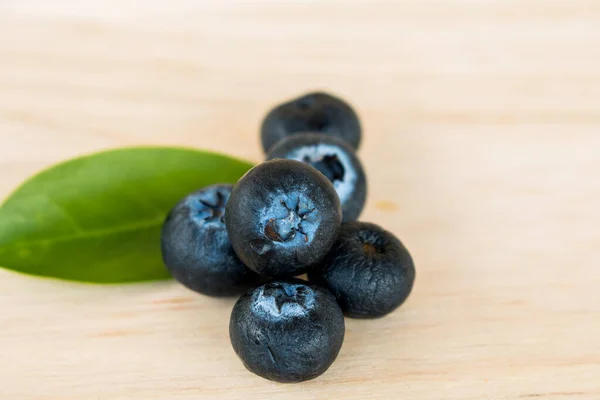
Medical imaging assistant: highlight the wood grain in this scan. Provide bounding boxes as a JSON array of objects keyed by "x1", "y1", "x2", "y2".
[{"x1": 1, "y1": 1, "x2": 599, "y2": 399}]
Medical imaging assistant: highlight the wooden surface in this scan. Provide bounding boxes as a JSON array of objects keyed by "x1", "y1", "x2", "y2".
[{"x1": 1, "y1": 1, "x2": 599, "y2": 399}]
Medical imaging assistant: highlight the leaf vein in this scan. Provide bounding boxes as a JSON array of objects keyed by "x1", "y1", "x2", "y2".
[
  {"x1": 43, "y1": 194, "x2": 84, "y2": 233},
  {"x1": 0, "y1": 218, "x2": 163, "y2": 250}
]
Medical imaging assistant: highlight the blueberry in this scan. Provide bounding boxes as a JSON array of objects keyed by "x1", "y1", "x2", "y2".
[
  {"x1": 261, "y1": 92, "x2": 362, "y2": 153},
  {"x1": 266, "y1": 133, "x2": 367, "y2": 222},
  {"x1": 161, "y1": 184, "x2": 265, "y2": 296},
  {"x1": 308, "y1": 222, "x2": 416, "y2": 318},
  {"x1": 229, "y1": 279, "x2": 345, "y2": 383},
  {"x1": 225, "y1": 159, "x2": 342, "y2": 278}
]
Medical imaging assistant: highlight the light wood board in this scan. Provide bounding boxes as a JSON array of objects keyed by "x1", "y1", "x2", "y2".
[{"x1": 1, "y1": 1, "x2": 599, "y2": 399}]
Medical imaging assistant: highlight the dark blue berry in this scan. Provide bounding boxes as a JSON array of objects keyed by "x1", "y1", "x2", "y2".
[
  {"x1": 225, "y1": 159, "x2": 342, "y2": 278},
  {"x1": 267, "y1": 133, "x2": 367, "y2": 222},
  {"x1": 161, "y1": 184, "x2": 265, "y2": 296},
  {"x1": 229, "y1": 279, "x2": 345, "y2": 383},
  {"x1": 308, "y1": 222, "x2": 416, "y2": 318},
  {"x1": 261, "y1": 92, "x2": 361, "y2": 153}
]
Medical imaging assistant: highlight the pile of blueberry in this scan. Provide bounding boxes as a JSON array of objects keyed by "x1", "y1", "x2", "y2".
[{"x1": 161, "y1": 92, "x2": 416, "y2": 383}]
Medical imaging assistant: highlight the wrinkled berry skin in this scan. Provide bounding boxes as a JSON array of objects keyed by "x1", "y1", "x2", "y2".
[
  {"x1": 267, "y1": 133, "x2": 367, "y2": 222},
  {"x1": 261, "y1": 92, "x2": 362, "y2": 153},
  {"x1": 308, "y1": 222, "x2": 416, "y2": 318},
  {"x1": 161, "y1": 184, "x2": 265, "y2": 296},
  {"x1": 225, "y1": 159, "x2": 342, "y2": 278},
  {"x1": 230, "y1": 279, "x2": 345, "y2": 383}
]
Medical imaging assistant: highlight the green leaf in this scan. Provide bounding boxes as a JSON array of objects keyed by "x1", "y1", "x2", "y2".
[{"x1": 0, "y1": 147, "x2": 254, "y2": 283}]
